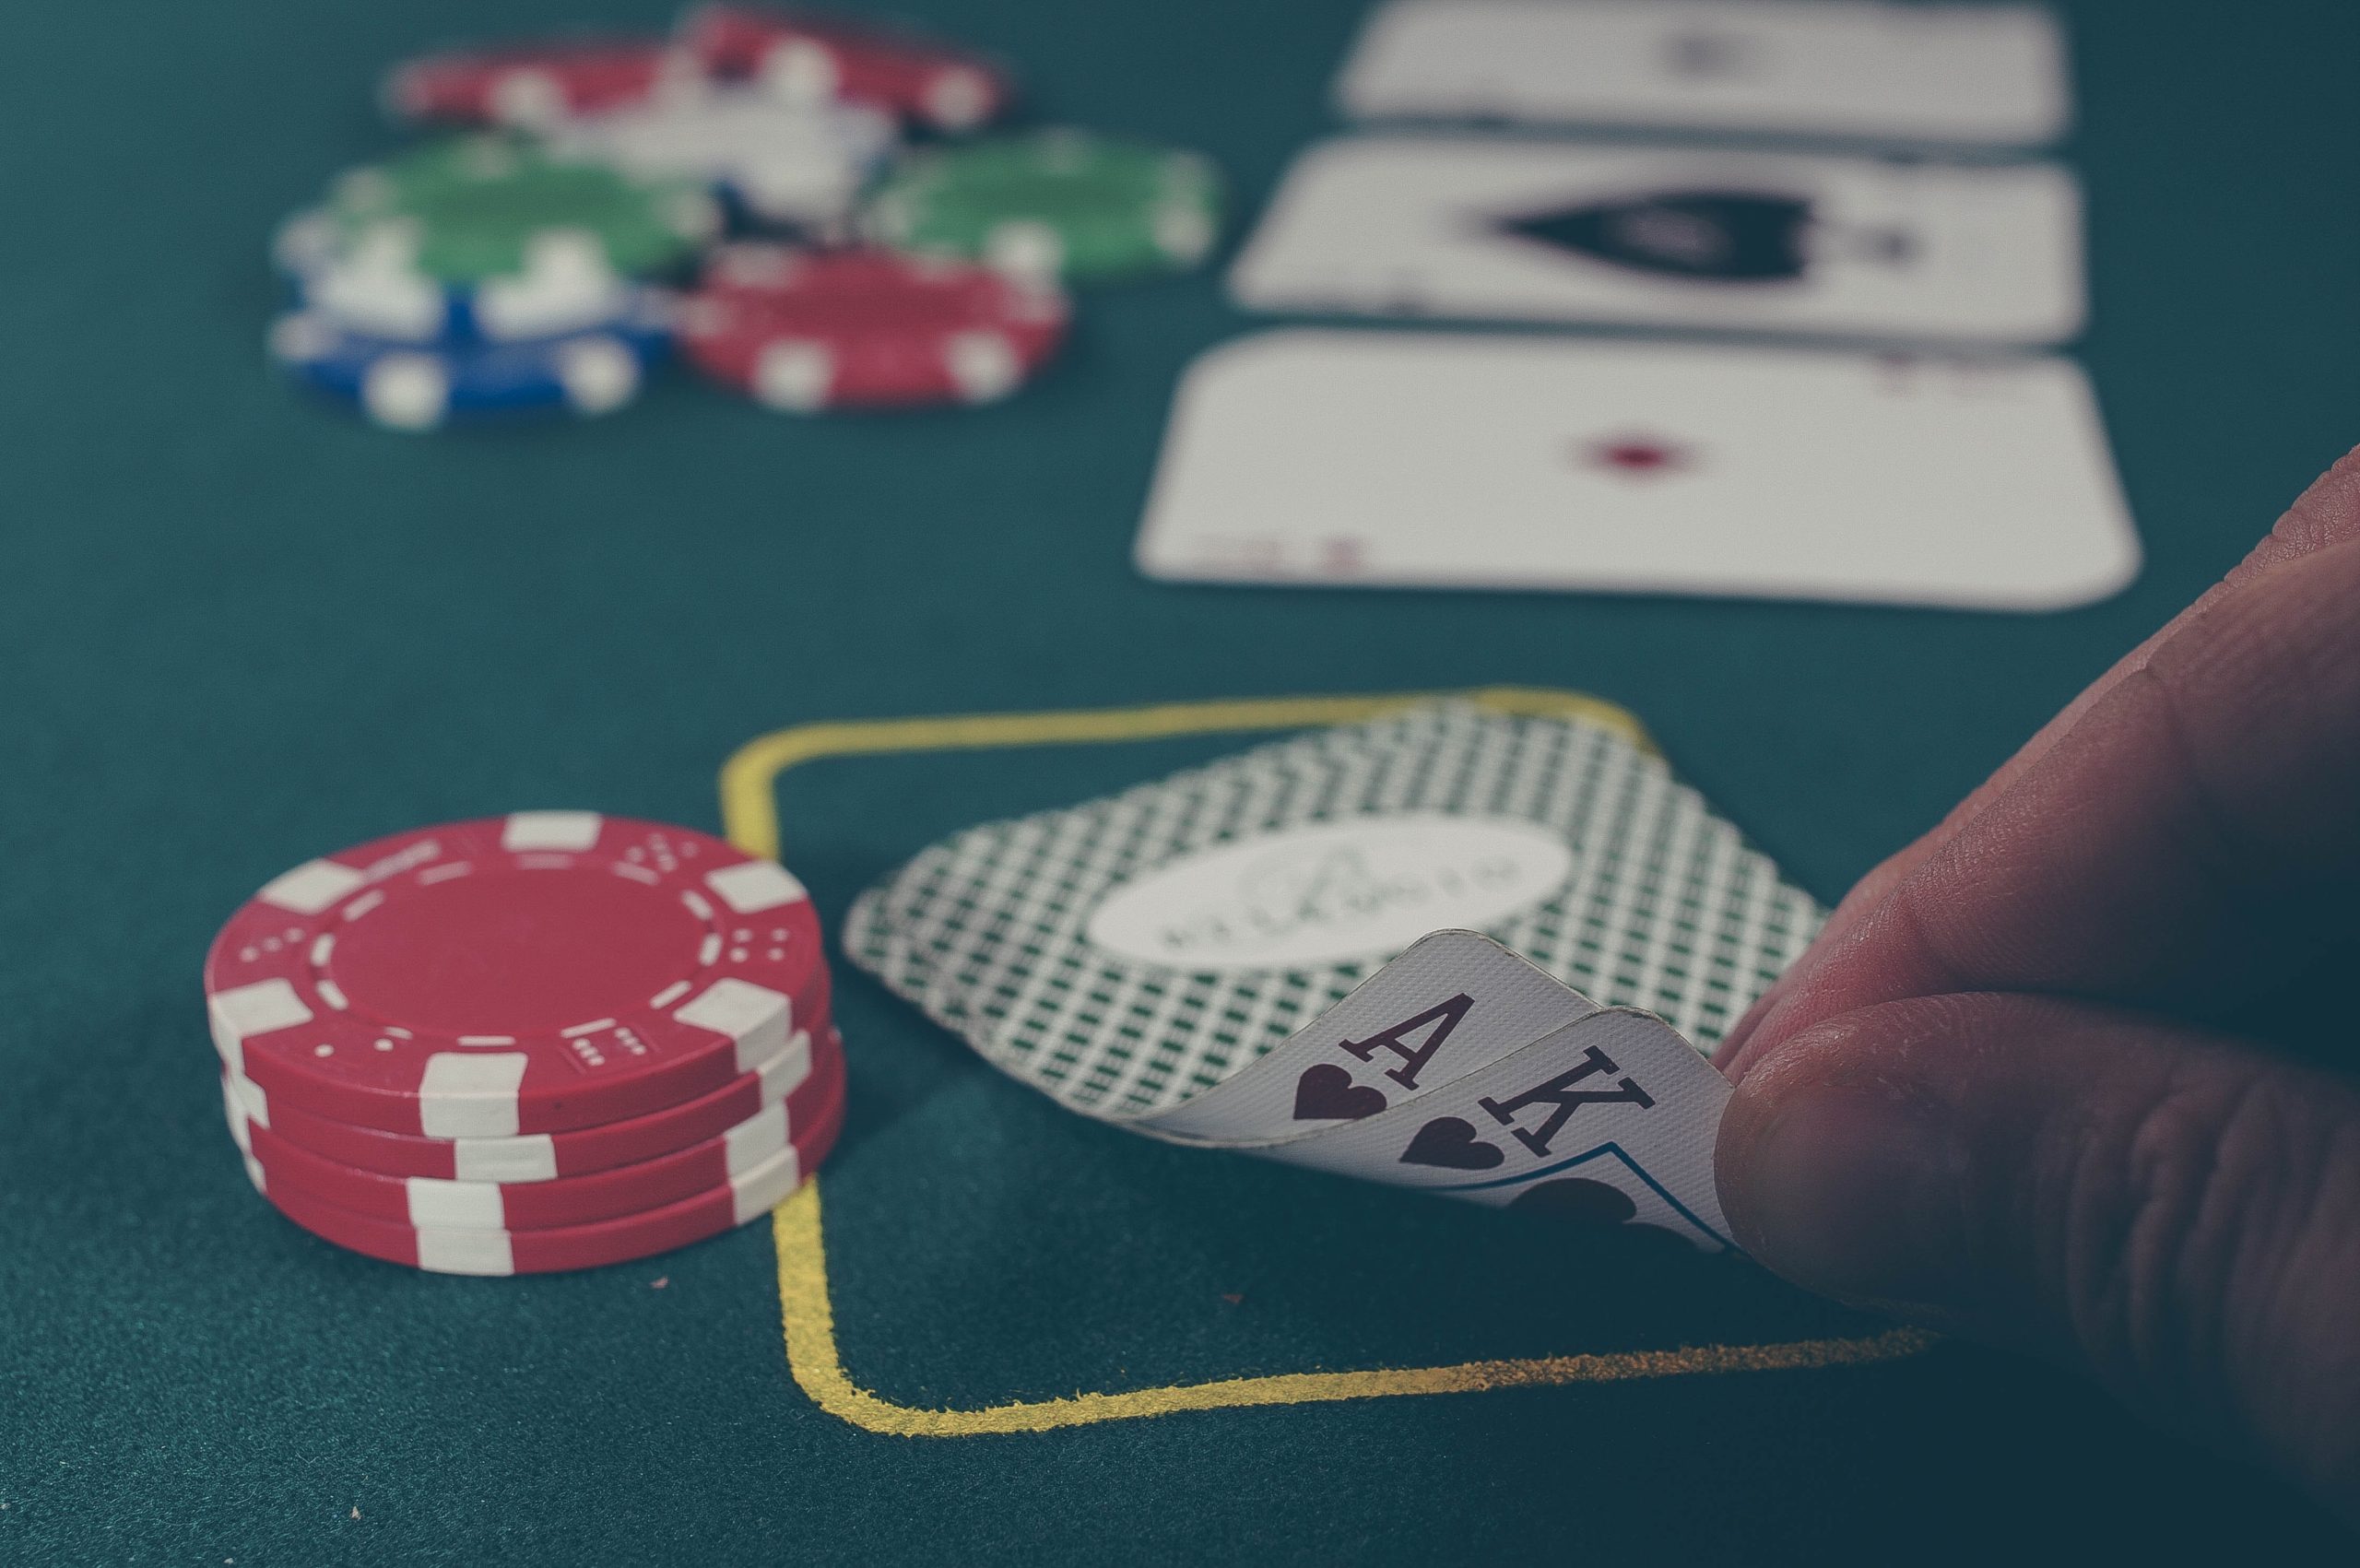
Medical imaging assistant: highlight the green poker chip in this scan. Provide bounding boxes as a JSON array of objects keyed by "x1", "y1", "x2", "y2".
[
  {"x1": 307, "y1": 136, "x2": 722, "y2": 283},
  {"x1": 861, "y1": 129, "x2": 1223, "y2": 284}
]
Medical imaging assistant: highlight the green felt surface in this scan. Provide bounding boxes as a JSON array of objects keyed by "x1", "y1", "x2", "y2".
[{"x1": 3, "y1": 0, "x2": 2356, "y2": 1560}]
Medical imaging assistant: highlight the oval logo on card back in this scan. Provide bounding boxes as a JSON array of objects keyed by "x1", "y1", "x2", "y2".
[{"x1": 1084, "y1": 814, "x2": 1575, "y2": 973}]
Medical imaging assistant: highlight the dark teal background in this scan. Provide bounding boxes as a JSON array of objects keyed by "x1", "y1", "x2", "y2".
[{"x1": 4, "y1": 0, "x2": 2355, "y2": 1559}]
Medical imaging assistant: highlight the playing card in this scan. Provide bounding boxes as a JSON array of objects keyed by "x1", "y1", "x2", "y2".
[
  {"x1": 845, "y1": 701, "x2": 1821, "y2": 1126},
  {"x1": 1139, "y1": 928, "x2": 1603, "y2": 1146},
  {"x1": 1264, "y1": 1007, "x2": 1735, "y2": 1247},
  {"x1": 1226, "y1": 135, "x2": 2084, "y2": 345},
  {"x1": 843, "y1": 702, "x2": 1788, "y2": 1244},
  {"x1": 1135, "y1": 329, "x2": 2139, "y2": 611},
  {"x1": 1337, "y1": 0, "x2": 2071, "y2": 147}
]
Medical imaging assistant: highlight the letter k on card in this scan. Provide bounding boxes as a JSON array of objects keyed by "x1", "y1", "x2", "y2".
[
  {"x1": 1264, "y1": 1008, "x2": 1737, "y2": 1250},
  {"x1": 1137, "y1": 930, "x2": 1601, "y2": 1148}
]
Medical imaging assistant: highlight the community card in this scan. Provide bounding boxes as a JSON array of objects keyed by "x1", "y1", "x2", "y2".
[
  {"x1": 1336, "y1": 0, "x2": 2070, "y2": 147},
  {"x1": 1134, "y1": 329, "x2": 2139, "y2": 612},
  {"x1": 846, "y1": 699, "x2": 1820, "y2": 1110},
  {"x1": 1226, "y1": 136, "x2": 2084, "y2": 345}
]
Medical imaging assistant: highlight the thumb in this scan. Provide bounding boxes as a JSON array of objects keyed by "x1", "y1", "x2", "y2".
[{"x1": 1717, "y1": 992, "x2": 2360, "y2": 1518}]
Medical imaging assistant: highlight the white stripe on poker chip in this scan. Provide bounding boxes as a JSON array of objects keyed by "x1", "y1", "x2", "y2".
[
  {"x1": 723, "y1": 1102, "x2": 789, "y2": 1173},
  {"x1": 209, "y1": 979, "x2": 315, "y2": 1073},
  {"x1": 555, "y1": 336, "x2": 641, "y2": 415},
  {"x1": 753, "y1": 341, "x2": 832, "y2": 411},
  {"x1": 502, "y1": 810, "x2": 603, "y2": 851},
  {"x1": 416, "y1": 1229, "x2": 515, "y2": 1276},
  {"x1": 418, "y1": 1052, "x2": 531, "y2": 1138},
  {"x1": 451, "y1": 1134, "x2": 558, "y2": 1185},
  {"x1": 221, "y1": 1079, "x2": 254, "y2": 1153},
  {"x1": 406, "y1": 1176, "x2": 507, "y2": 1230},
  {"x1": 435, "y1": 1024, "x2": 809, "y2": 1185},
  {"x1": 946, "y1": 330, "x2": 1020, "y2": 403},
  {"x1": 267, "y1": 311, "x2": 337, "y2": 365},
  {"x1": 244, "y1": 1153, "x2": 267, "y2": 1193},
  {"x1": 728, "y1": 1143, "x2": 804, "y2": 1224},
  {"x1": 985, "y1": 221, "x2": 1063, "y2": 284},
  {"x1": 257, "y1": 858, "x2": 368, "y2": 915},
  {"x1": 362, "y1": 354, "x2": 451, "y2": 431},
  {"x1": 225, "y1": 1068, "x2": 271, "y2": 1126},
  {"x1": 761, "y1": 39, "x2": 840, "y2": 102},
  {"x1": 924, "y1": 67, "x2": 991, "y2": 132},
  {"x1": 761, "y1": 1030, "x2": 814, "y2": 1100},
  {"x1": 705, "y1": 860, "x2": 807, "y2": 914},
  {"x1": 673, "y1": 978, "x2": 791, "y2": 1070},
  {"x1": 487, "y1": 67, "x2": 566, "y2": 130}
]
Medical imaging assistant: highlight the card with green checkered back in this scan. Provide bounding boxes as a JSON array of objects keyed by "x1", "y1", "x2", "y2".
[{"x1": 844, "y1": 701, "x2": 1823, "y2": 1245}]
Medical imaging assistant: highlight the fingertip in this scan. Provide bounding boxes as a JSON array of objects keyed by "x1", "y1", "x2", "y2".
[{"x1": 1716, "y1": 1013, "x2": 1969, "y2": 1311}]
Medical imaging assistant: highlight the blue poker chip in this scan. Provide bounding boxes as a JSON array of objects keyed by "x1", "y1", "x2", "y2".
[
  {"x1": 272, "y1": 210, "x2": 673, "y2": 348},
  {"x1": 268, "y1": 301, "x2": 673, "y2": 430}
]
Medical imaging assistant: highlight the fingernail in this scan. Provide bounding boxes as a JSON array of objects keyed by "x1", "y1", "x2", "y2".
[{"x1": 1727, "y1": 1085, "x2": 1967, "y2": 1308}]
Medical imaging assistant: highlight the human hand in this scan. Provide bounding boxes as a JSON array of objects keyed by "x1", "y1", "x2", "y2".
[{"x1": 1714, "y1": 449, "x2": 2360, "y2": 1522}]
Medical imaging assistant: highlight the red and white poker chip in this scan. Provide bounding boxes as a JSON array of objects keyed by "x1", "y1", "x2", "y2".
[
  {"x1": 230, "y1": 1045, "x2": 843, "y2": 1232},
  {"x1": 681, "y1": 244, "x2": 1066, "y2": 410},
  {"x1": 680, "y1": 6, "x2": 1009, "y2": 132},
  {"x1": 383, "y1": 39, "x2": 702, "y2": 129},
  {"x1": 204, "y1": 813, "x2": 827, "y2": 1138},
  {"x1": 247, "y1": 1086, "x2": 845, "y2": 1275},
  {"x1": 227, "y1": 1024, "x2": 841, "y2": 1184}
]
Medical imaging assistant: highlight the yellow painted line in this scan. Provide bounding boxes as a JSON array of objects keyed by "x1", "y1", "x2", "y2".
[
  {"x1": 724, "y1": 689, "x2": 1931, "y2": 1437},
  {"x1": 773, "y1": 1185, "x2": 1935, "y2": 1437},
  {"x1": 719, "y1": 685, "x2": 1652, "y2": 863}
]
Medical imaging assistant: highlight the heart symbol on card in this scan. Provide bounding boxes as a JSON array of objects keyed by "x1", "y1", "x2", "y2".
[
  {"x1": 1507, "y1": 1177, "x2": 1636, "y2": 1224},
  {"x1": 1293, "y1": 1064, "x2": 1387, "y2": 1122},
  {"x1": 1398, "y1": 1116, "x2": 1504, "y2": 1170}
]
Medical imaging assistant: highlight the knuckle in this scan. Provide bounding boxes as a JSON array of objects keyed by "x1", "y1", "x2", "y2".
[{"x1": 2050, "y1": 1051, "x2": 2360, "y2": 1462}]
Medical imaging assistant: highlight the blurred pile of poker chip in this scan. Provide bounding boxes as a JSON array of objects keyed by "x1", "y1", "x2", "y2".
[
  {"x1": 267, "y1": 6, "x2": 1226, "y2": 431},
  {"x1": 206, "y1": 813, "x2": 847, "y2": 1275}
]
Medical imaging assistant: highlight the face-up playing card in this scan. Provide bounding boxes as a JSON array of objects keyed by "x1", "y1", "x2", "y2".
[
  {"x1": 845, "y1": 701, "x2": 1821, "y2": 1246},
  {"x1": 1134, "y1": 329, "x2": 2138, "y2": 611},
  {"x1": 1226, "y1": 136, "x2": 2084, "y2": 346},
  {"x1": 1264, "y1": 1008, "x2": 1735, "y2": 1248},
  {"x1": 1336, "y1": 0, "x2": 2071, "y2": 147},
  {"x1": 1139, "y1": 928, "x2": 1603, "y2": 1147}
]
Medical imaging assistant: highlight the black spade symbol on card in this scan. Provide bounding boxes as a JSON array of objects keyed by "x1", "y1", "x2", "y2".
[
  {"x1": 1293, "y1": 1064, "x2": 1386, "y2": 1122},
  {"x1": 1499, "y1": 191, "x2": 1814, "y2": 282},
  {"x1": 1398, "y1": 1116, "x2": 1505, "y2": 1170}
]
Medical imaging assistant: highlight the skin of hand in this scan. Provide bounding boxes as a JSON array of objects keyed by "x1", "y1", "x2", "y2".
[{"x1": 1712, "y1": 447, "x2": 2360, "y2": 1524}]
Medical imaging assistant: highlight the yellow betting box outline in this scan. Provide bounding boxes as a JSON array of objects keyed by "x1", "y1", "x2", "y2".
[{"x1": 719, "y1": 686, "x2": 1933, "y2": 1437}]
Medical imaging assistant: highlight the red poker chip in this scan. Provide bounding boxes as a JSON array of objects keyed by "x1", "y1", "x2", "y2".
[
  {"x1": 246, "y1": 1087, "x2": 845, "y2": 1275},
  {"x1": 681, "y1": 244, "x2": 1066, "y2": 410},
  {"x1": 680, "y1": 6, "x2": 1009, "y2": 131},
  {"x1": 230, "y1": 1045, "x2": 844, "y2": 1232},
  {"x1": 383, "y1": 39, "x2": 698, "y2": 128},
  {"x1": 227, "y1": 1024, "x2": 842, "y2": 1184},
  {"x1": 205, "y1": 813, "x2": 828, "y2": 1138}
]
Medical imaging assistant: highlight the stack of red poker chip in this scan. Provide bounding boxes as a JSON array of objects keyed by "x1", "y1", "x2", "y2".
[
  {"x1": 681, "y1": 242, "x2": 1068, "y2": 410},
  {"x1": 205, "y1": 812, "x2": 846, "y2": 1276},
  {"x1": 679, "y1": 6, "x2": 1011, "y2": 132}
]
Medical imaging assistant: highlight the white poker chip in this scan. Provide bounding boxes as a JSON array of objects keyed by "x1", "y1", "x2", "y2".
[{"x1": 548, "y1": 86, "x2": 897, "y2": 230}]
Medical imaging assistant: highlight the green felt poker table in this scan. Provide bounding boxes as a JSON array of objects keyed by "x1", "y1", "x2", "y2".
[{"x1": 4, "y1": 0, "x2": 2355, "y2": 1559}]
